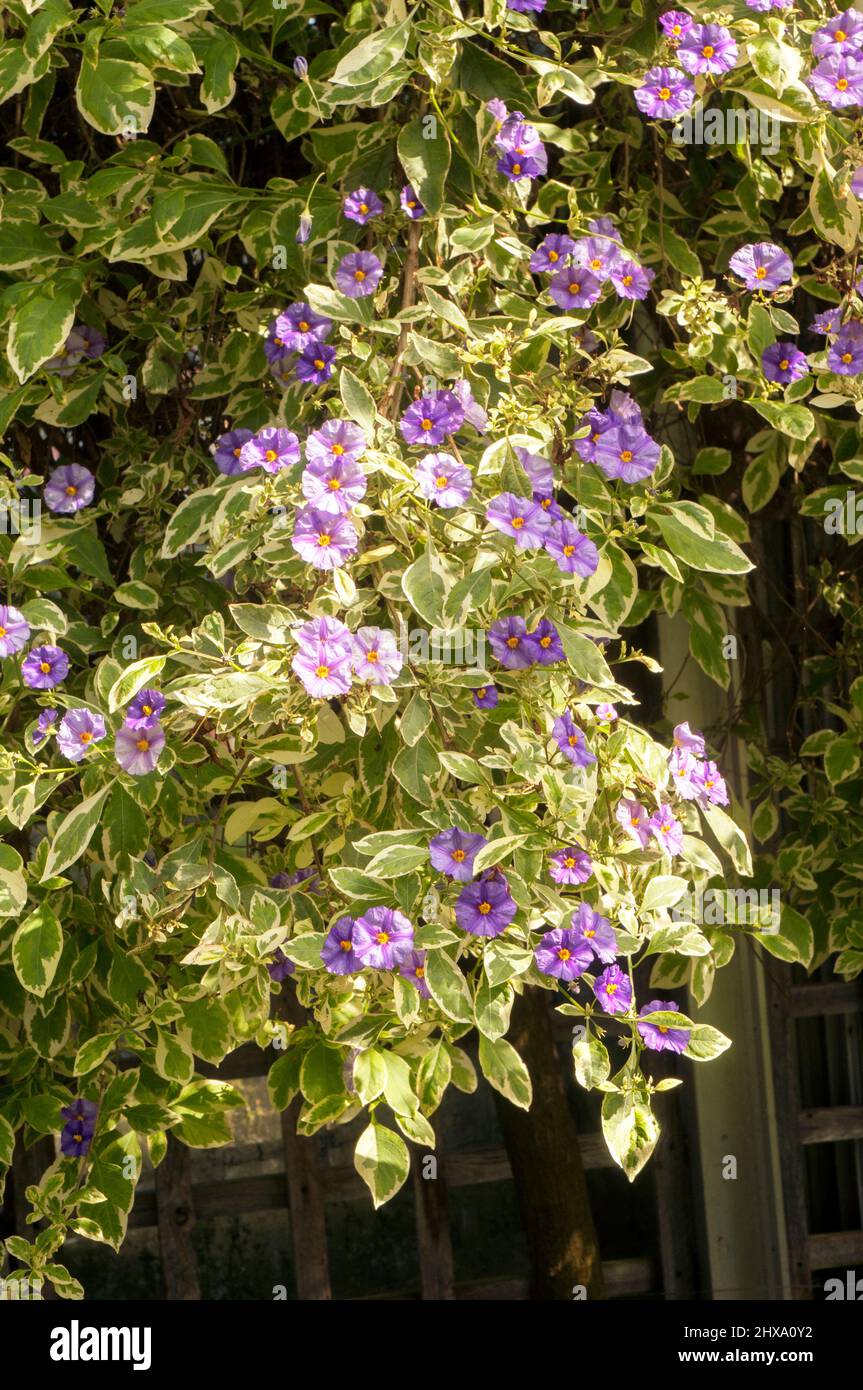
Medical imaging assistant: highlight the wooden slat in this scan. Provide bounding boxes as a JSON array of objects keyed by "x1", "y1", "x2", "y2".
[
  {"x1": 275, "y1": 992, "x2": 331, "y2": 1300},
  {"x1": 767, "y1": 963, "x2": 812, "y2": 1298},
  {"x1": 791, "y1": 982, "x2": 863, "y2": 1019},
  {"x1": 799, "y1": 1106, "x2": 863, "y2": 1145},
  {"x1": 155, "y1": 1134, "x2": 200, "y2": 1300},
  {"x1": 456, "y1": 1258, "x2": 654, "y2": 1300},
  {"x1": 809, "y1": 1230, "x2": 863, "y2": 1269}
]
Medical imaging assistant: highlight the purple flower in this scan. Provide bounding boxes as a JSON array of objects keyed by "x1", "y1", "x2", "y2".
[
  {"x1": 729, "y1": 241, "x2": 793, "y2": 291},
  {"x1": 853, "y1": 166, "x2": 863, "y2": 199},
  {"x1": 616, "y1": 797, "x2": 652, "y2": 847},
  {"x1": 296, "y1": 211, "x2": 313, "y2": 244},
  {"x1": 60, "y1": 1099, "x2": 98, "y2": 1158},
  {"x1": 648, "y1": 803, "x2": 684, "y2": 855},
  {"x1": 828, "y1": 321, "x2": 863, "y2": 374},
  {"x1": 534, "y1": 927, "x2": 593, "y2": 981},
  {"x1": 695, "y1": 759, "x2": 729, "y2": 806},
  {"x1": 400, "y1": 185, "x2": 425, "y2": 219},
  {"x1": 430, "y1": 827, "x2": 488, "y2": 882},
  {"x1": 678, "y1": 23, "x2": 738, "y2": 76},
  {"x1": 497, "y1": 149, "x2": 543, "y2": 182},
  {"x1": 659, "y1": 10, "x2": 693, "y2": 40},
  {"x1": 32, "y1": 707, "x2": 58, "y2": 748},
  {"x1": 525, "y1": 618, "x2": 564, "y2": 666},
  {"x1": 637, "y1": 999, "x2": 691, "y2": 1053},
  {"x1": 273, "y1": 303, "x2": 333, "y2": 353},
  {"x1": 515, "y1": 446, "x2": 554, "y2": 494},
  {"x1": 451, "y1": 380, "x2": 488, "y2": 433},
  {"x1": 270, "y1": 868, "x2": 321, "y2": 892},
  {"x1": 548, "y1": 847, "x2": 593, "y2": 886},
  {"x1": 673, "y1": 720, "x2": 705, "y2": 756},
  {"x1": 812, "y1": 10, "x2": 863, "y2": 58},
  {"x1": 291, "y1": 507, "x2": 358, "y2": 569},
  {"x1": 593, "y1": 964, "x2": 633, "y2": 1014},
  {"x1": 239, "y1": 427, "x2": 301, "y2": 474},
  {"x1": 351, "y1": 627, "x2": 403, "y2": 684},
  {"x1": 487, "y1": 99, "x2": 508, "y2": 124},
  {"x1": 296, "y1": 342, "x2": 336, "y2": 385},
  {"x1": 553, "y1": 710, "x2": 597, "y2": 768},
  {"x1": 267, "y1": 948, "x2": 296, "y2": 983},
  {"x1": 126, "y1": 689, "x2": 166, "y2": 730},
  {"x1": 635, "y1": 66, "x2": 696, "y2": 119},
  {"x1": 545, "y1": 520, "x2": 599, "y2": 576},
  {"x1": 530, "y1": 234, "x2": 577, "y2": 273},
  {"x1": 415, "y1": 452, "x2": 473, "y2": 508},
  {"x1": 293, "y1": 55, "x2": 309, "y2": 77},
  {"x1": 455, "y1": 872, "x2": 517, "y2": 938},
  {"x1": 507, "y1": 0, "x2": 546, "y2": 10},
  {"x1": 400, "y1": 391, "x2": 465, "y2": 446},
  {"x1": 57, "y1": 708, "x2": 106, "y2": 763},
  {"x1": 668, "y1": 746, "x2": 701, "y2": 801},
  {"x1": 0, "y1": 605, "x2": 30, "y2": 659},
  {"x1": 762, "y1": 343, "x2": 809, "y2": 384},
  {"x1": 746, "y1": 0, "x2": 792, "y2": 9},
  {"x1": 486, "y1": 493, "x2": 550, "y2": 549},
  {"x1": 588, "y1": 216, "x2": 620, "y2": 240},
  {"x1": 489, "y1": 616, "x2": 534, "y2": 669},
  {"x1": 306, "y1": 419, "x2": 367, "y2": 467},
  {"x1": 45, "y1": 326, "x2": 105, "y2": 376},
  {"x1": 335, "y1": 251, "x2": 384, "y2": 298},
  {"x1": 549, "y1": 267, "x2": 602, "y2": 310},
  {"x1": 595, "y1": 425, "x2": 660, "y2": 483},
  {"x1": 811, "y1": 308, "x2": 842, "y2": 336},
  {"x1": 115, "y1": 722, "x2": 166, "y2": 776},
  {"x1": 44, "y1": 463, "x2": 95, "y2": 514},
  {"x1": 596, "y1": 702, "x2": 617, "y2": 722},
  {"x1": 343, "y1": 187, "x2": 383, "y2": 225},
  {"x1": 213, "y1": 428, "x2": 254, "y2": 475},
  {"x1": 399, "y1": 950, "x2": 431, "y2": 997},
  {"x1": 810, "y1": 53, "x2": 863, "y2": 107},
  {"x1": 572, "y1": 236, "x2": 624, "y2": 282},
  {"x1": 353, "y1": 906, "x2": 414, "y2": 969},
  {"x1": 574, "y1": 407, "x2": 616, "y2": 464},
  {"x1": 264, "y1": 321, "x2": 292, "y2": 365},
  {"x1": 21, "y1": 645, "x2": 69, "y2": 689},
  {"x1": 495, "y1": 116, "x2": 548, "y2": 176},
  {"x1": 295, "y1": 615, "x2": 353, "y2": 653},
  {"x1": 302, "y1": 454, "x2": 367, "y2": 514},
  {"x1": 472, "y1": 684, "x2": 499, "y2": 709},
  {"x1": 321, "y1": 916, "x2": 361, "y2": 974},
  {"x1": 610, "y1": 260, "x2": 655, "y2": 301},
  {"x1": 291, "y1": 642, "x2": 353, "y2": 699},
  {"x1": 570, "y1": 901, "x2": 618, "y2": 965}
]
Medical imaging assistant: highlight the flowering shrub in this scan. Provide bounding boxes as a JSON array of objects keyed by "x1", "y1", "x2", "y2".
[{"x1": 0, "y1": 0, "x2": 860, "y2": 1297}]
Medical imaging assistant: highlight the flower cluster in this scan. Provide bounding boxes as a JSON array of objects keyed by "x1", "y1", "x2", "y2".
[
  {"x1": 261, "y1": 301, "x2": 334, "y2": 388},
  {"x1": 532, "y1": 216, "x2": 656, "y2": 310},
  {"x1": 291, "y1": 614, "x2": 403, "y2": 698},
  {"x1": 575, "y1": 391, "x2": 661, "y2": 483},
  {"x1": 320, "y1": 908, "x2": 427, "y2": 996}
]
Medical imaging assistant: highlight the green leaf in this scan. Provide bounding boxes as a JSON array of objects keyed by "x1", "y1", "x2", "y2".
[
  {"x1": 331, "y1": 20, "x2": 411, "y2": 87},
  {"x1": 200, "y1": 29, "x2": 239, "y2": 113},
  {"x1": 471, "y1": 833, "x2": 529, "y2": 876},
  {"x1": 397, "y1": 116, "x2": 451, "y2": 217},
  {"x1": 7, "y1": 285, "x2": 79, "y2": 383},
  {"x1": 106, "y1": 656, "x2": 167, "y2": 713},
  {"x1": 683, "y1": 1024, "x2": 732, "y2": 1062},
  {"x1": 104, "y1": 784, "x2": 150, "y2": 861},
  {"x1": 12, "y1": 904, "x2": 63, "y2": 997},
  {"x1": 41, "y1": 785, "x2": 112, "y2": 882},
  {"x1": 758, "y1": 903, "x2": 813, "y2": 967},
  {"x1": 748, "y1": 399, "x2": 815, "y2": 441},
  {"x1": 572, "y1": 1029, "x2": 611, "y2": 1091},
  {"x1": 76, "y1": 53, "x2": 155, "y2": 136},
  {"x1": 652, "y1": 511, "x2": 753, "y2": 575},
  {"x1": 424, "y1": 949, "x2": 474, "y2": 1023},
  {"x1": 0, "y1": 221, "x2": 58, "y2": 271},
  {"x1": 161, "y1": 487, "x2": 220, "y2": 558},
  {"x1": 601, "y1": 1083, "x2": 659, "y2": 1180},
  {"x1": 354, "y1": 1121, "x2": 410, "y2": 1208},
  {"x1": 338, "y1": 366, "x2": 376, "y2": 435},
  {"x1": 364, "y1": 843, "x2": 430, "y2": 878},
  {"x1": 477, "y1": 1035, "x2": 532, "y2": 1109},
  {"x1": 402, "y1": 545, "x2": 446, "y2": 625}
]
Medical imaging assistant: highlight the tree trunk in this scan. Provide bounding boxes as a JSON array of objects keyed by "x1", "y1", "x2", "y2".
[{"x1": 493, "y1": 988, "x2": 605, "y2": 1299}]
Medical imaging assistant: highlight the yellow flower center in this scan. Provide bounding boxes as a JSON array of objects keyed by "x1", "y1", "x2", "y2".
[
  {"x1": 265, "y1": 450, "x2": 277, "y2": 462},
  {"x1": 317, "y1": 533, "x2": 331, "y2": 546},
  {"x1": 339, "y1": 939, "x2": 352, "y2": 951},
  {"x1": 79, "y1": 731, "x2": 93, "y2": 744},
  {"x1": 315, "y1": 664, "x2": 330, "y2": 679},
  {"x1": 452, "y1": 848, "x2": 466, "y2": 862},
  {"x1": 136, "y1": 738, "x2": 150, "y2": 752},
  {"x1": 585, "y1": 928, "x2": 596, "y2": 938},
  {"x1": 755, "y1": 266, "x2": 767, "y2": 280},
  {"x1": 540, "y1": 635, "x2": 551, "y2": 648},
  {"x1": 506, "y1": 636, "x2": 519, "y2": 648},
  {"x1": 564, "y1": 857, "x2": 575, "y2": 869},
  {"x1": 359, "y1": 203, "x2": 368, "y2": 215},
  {"x1": 623, "y1": 274, "x2": 633, "y2": 286},
  {"x1": 40, "y1": 661, "x2": 51, "y2": 673},
  {"x1": 837, "y1": 77, "x2": 849, "y2": 90},
  {"x1": 421, "y1": 418, "x2": 433, "y2": 431},
  {"x1": 0, "y1": 627, "x2": 5, "y2": 638},
  {"x1": 835, "y1": 30, "x2": 847, "y2": 43},
  {"x1": 331, "y1": 443, "x2": 344, "y2": 456},
  {"x1": 408, "y1": 200, "x2": 417, "y2": 209},
  {"x1": 620, "y1": 449, "x2": 633, "y2": 463},
  {"x1": 659, "y1": 87, "x2": 671, "y2": 100},
  {"x1": 549, "y1": 250, "x2": 559, "y2": 262},
  {"x1": 563, "y1": 544, "x2": 575, "y2": 557},
  {"x1": 607, "y1": 982, "x2": 618, "y2": 995},
  {"x1": 779, "y1": 359, "x2": 789, "y2": 371},
  {"x1": 631, "y1": 816, "x2": 640, "y2": 826},
  {"x1": 142, "y1": 704, "x2": 152, "y2": 716},
  {"x1": 511, "y1": 516, "x2": 525, "y2": 529},
  {"x1": 512, "y1": 164, "x2": 522, "y2": 175},
  {"x1": 478, "y1": 902, "x2": 492, "y2": 915},
  {"x1": 568, "y1": 282, "x2": 581, "y2": 294},
  {"x1": 702, "y1": 45, "x2": 714, "y2": 58},
  {"x1": 314, "y1": 358, "x2": 325, "y2": 370},
  {"x1": 328, "y1": 478, "x2": 341, "y2": 490},
  {"x1": 375, "y1": 931, "x2": 390, "y2": 944},
  {"x1": 353, "y1": 270, "x2": 366, "y2": 282},
  {"x1": 568, "y1": 733, "x2": 579, "y2": 746},
  {"x1": 435, "y1": 474, "x2": 448, "y2": 488},
  {"x1": 415, "y1": 965, "x2": 425, "y2": 978},
  {"x1": 558, "y1": 948, "x2": 571, "y2": 961},
  {"x1": 366, "y1": 649, "x2": 379, "y2": 663},
  {"x1": 298, "y1": 320, "x2": 309, "y2": 332},
  {"x1": 842, "y1": 351, "x2": 853, "y2": 364},
  {"x1": 65, "y1": 485, "x2": 78, "y2": 496},
  {"x1": 476, "y1": 688, "x2": 487, "y2": 698},
  {"x1": 590, "y1": 258, "x2": 602, "y2": 270}
]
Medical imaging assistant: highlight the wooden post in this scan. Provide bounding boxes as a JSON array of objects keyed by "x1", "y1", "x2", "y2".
[
  {"x1": 411, "y1": 1139, "x2": 455, "y2": 1299},
  {"x1": 155, "y1": 1132, "x2": 200, "y2": 1300},
  {"x1": 275, "y1": 988, "x2": 332, "y2": 1299},
  {"x1": 493, "y1": 988, "x2": 605, "y2": 1299}
]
